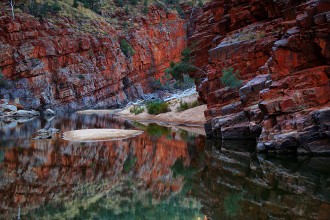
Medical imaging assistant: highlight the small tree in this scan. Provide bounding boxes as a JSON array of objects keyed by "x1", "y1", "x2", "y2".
[
  {"x1": 220, "y1": 67, "x2": 242, "y2": 88},
  {"x1": 117, "y1": 0, "x2": 124, "y2": 7},
  {"x1": 73, "y1": 0, "x2": 79, "y2": 8},
  {"x1": 142, "y1": 0, "x2": 148, "y2": 14},
  {"x1": 120, "y1": 39, "x2": 135, "y2": 57},
  {"x1": 129, "y1": 0, "x2": 138, "y2": 5},
  {"x1": 165, "y1": 48, "x2": 196, "y2": 82}
]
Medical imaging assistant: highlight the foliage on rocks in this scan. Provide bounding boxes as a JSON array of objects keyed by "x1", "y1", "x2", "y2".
[
  {"x1": 120, "y1": 39, "x2": 135, "y2": 57},
  {"x1": 27, "y1": 0, "x2": 61, "y2": 17},
  {"x1": 165, "y1": 48, "x2": 196, "y2": 82},
  {"x1": 220, "y1": 67, "x2": 242, "y2": 88}
]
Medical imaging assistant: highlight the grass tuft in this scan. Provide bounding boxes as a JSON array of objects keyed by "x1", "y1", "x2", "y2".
[{"x1": 146, "y1": 100, "x2": 170, "y2": 115}]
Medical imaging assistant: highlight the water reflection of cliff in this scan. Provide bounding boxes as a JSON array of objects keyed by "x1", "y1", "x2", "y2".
[
  {"x1": 197, "y1": 140, "x2": 330, "y2": 220},
  {"x1": 0, "y1": 114, "x2": 205, "y2": 219}
]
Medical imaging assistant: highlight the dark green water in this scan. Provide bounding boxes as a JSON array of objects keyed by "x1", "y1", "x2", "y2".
[{"x1": 0, "y1": 113, "x2": 329, "y2": 219}]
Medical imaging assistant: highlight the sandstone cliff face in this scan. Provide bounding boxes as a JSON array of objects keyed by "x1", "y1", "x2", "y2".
[
  {"x1": 0, "y1": 6, "x2": 186, "y2": 111},
  {"x1": 189, "y1": 0, "x2": 330, "y2": 154}
]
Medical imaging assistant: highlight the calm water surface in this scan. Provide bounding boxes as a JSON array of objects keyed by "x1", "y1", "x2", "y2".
[{"x1": 0, "y1": 113, "x2": 329, "y2": 219}]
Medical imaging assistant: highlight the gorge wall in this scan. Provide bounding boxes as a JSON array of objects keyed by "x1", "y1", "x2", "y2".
[
  {"x1": 189, "y1": 0, "x2": 330, "y2": 154},
  {"x1": 0, "y1": 4, "x2": 185, "y2": 111}
]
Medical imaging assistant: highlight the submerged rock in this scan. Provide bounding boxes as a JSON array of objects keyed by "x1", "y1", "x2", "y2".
[{"x1": 33, "y1": 128, "x2": 60, "y2": 140}]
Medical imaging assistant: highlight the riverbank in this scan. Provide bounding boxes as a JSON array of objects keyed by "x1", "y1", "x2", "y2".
[{"x1": 117, "y1": 93, "x2": 207, "y2": 127}]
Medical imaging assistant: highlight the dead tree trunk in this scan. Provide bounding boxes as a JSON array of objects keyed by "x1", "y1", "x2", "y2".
[{"x1": 10, "y1": 0, "x2": 15, "y2": 20}]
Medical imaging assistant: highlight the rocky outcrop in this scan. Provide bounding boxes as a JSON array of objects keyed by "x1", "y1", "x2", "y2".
[
  {"x1": 189, "y1": 0, "x2": 330, "y2": 154},
  {"x1": 0, "y1": 6, "x2": 186, "y2": 111}
]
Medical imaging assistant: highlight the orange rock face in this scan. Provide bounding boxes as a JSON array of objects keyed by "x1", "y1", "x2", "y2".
[
  {"x1": 0, "y1": 115, "x2": 205, "y2": 218},
  {"x1": 189, "y1": 0, "x2": 330, "y2": 153},
  {"x1": 0, "y1": 6, "x2": 186, "y2": 111}
]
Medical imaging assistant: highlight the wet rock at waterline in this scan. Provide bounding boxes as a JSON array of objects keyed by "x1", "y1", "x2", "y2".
[
  {"x1": 33, "y1": 128, "x2": 60, "y2": 140},
  {"x1": 63, "y1": 129, "x2": 144, "y2": 142},
  {"x1": 43, "y1": 109, "x2": 57, "y2": 116}
]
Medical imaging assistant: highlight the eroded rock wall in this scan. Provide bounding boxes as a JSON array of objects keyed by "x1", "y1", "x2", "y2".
[
  {"x1": 0, "y1": 6, "x2": 186, "y2": 111},
  {"x1": 189, "y1": 0, "x2": 330, "y2": 154}
]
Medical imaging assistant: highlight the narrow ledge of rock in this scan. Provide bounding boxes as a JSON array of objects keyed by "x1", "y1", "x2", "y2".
[{"x1": 63, "y1": 129, "x2": 144, "y2": 142}]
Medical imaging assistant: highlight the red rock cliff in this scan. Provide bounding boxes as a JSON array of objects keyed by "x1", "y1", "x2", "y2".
[
  {"x1": 188, "y1": 0, "x2": 330, "y2": 154},
  {"x1": 0, "y1": 5, "x2": 186, "y2": 111}
]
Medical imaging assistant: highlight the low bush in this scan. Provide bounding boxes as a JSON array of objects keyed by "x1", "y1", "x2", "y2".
[
  {"x1": 176, "y1": 100, "x2": 200, "y2": 112},
  {"x1": 165, "y1": 48, "x2": 195, "y2": 82},
  {"x1": 220, "y1": 67, "x2": 242, "y2": 88},
  {"x1": 149, "y1": 77, "x2": 163, "y2": 90},
  {"x1": 0, "y1": 72, "x2": 9, "y2": 88},
  {"x1": 146, "y1": 101, "x2": 170, "y2": 115},
  {"x1": 27, "y1": 0, "x2": 61, "y2": 17},
  {"x1": 120, "y1": 39, "x2": 135, "y2": 57},
  {"x1": 130, "y1": 105, "x2": 144, "y2": 115},
  {"x1": 142, "y1": 0, "x2": 149, "y2": 14}
]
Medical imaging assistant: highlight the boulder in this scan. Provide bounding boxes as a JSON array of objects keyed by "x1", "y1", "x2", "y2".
[
  {"x1": 0, "y1": 104, "x2": 17, "y2": 112},
  {"x1": 13, "y1": 110, "x2": 40, "y2": 117},
  {"x1": 44, "y1": 108, "x2": 56, "y2": 116},
  {"x1": 239, "y1": 74, "x2": 271, "y2": 104}
]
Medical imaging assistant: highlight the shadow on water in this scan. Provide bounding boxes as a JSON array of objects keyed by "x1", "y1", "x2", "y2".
[
  {"x1": 199, "y1": 139, "x2": 330, "y2": 219},
  {"x1": 0, "y1": 114, "x2": 330, "y2": 219}
]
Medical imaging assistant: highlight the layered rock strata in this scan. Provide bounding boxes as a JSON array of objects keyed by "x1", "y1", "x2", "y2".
[
  {"x1": 0, "y1": 6, "x2": 185, "y2": 111},
  {"x1": 189, "y1": 0, "x2": 330, "y2": 154}
]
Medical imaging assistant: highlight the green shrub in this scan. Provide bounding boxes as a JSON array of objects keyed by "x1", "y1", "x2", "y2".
[
  {"x1": 149, "y1": 77, "x2": 163, "y2": 90},
  {"x1": 176, "y1": 5, "x2": 184, "y2": 18},
  {"x1": 176, "y1": 100, "x2": 200, "y2": 112},
  {"x1": 224, "y1": 193, "x2": 242, "y2": 217},
  {"x1": 165, "y1": 48, "x2": 195, "y2": 82},
  {"x1": 220, "y1": 67, "x2": 242, "y2": 88},
  {"x1": 77, "y1": 74, "x2": 85, "y2": 80},
  {"x1": 73, "y1": 0, "x2": 79, "y2": 8},
  {"x1": 129, "y1": 0, "x2": 138, "y2": 5},
  {"x1": 27, "y1": 0, "x2": 61, "y2": 17},
  {"x1": 120, "y1": 39, "x2": 135, "y2": 57},
  {"x1": 0, "y1": 72, "x2": 9, "y2": 88},
  {"x1": 146, "y1": 101, "x2": 170, "y2": 115},
  {"x1": 130, "y1": 105, "x2": 145, "y2": 115},
  {"x1": 78, "y1": 0, "x2": 102, "y2": 12},
  {"x1": 142, "y1": 0, "x2": 149, "y2": 14},
  {"x1": 173, "y1": 75, "x2": 195, "y2": 90},
  {"x1": 125, "y1": 4, "x2": 129, "y2": 14},
  {"x1": 117, "y1": 0, "x2": 124, "y2": 7}
]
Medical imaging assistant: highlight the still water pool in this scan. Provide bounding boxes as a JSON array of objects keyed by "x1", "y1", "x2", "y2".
[{"x1": 0, "y1": 113, "x2": 329, "y2": 219}]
